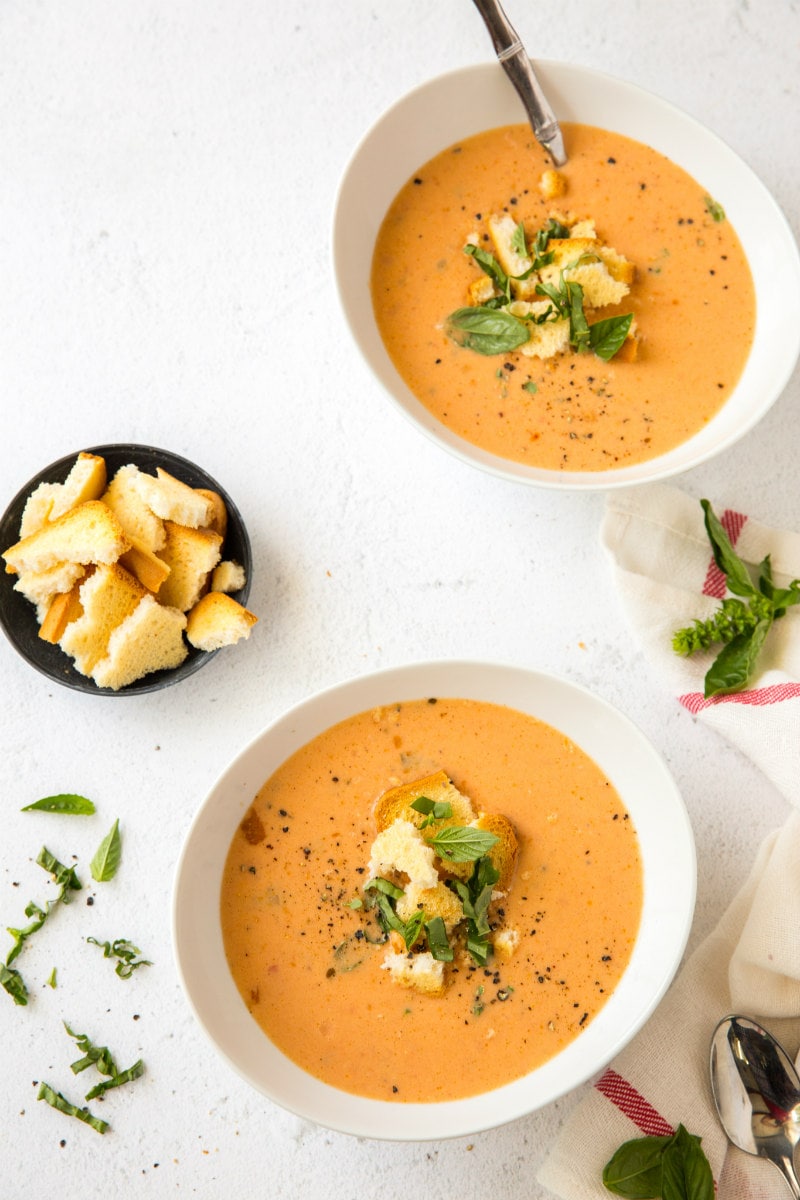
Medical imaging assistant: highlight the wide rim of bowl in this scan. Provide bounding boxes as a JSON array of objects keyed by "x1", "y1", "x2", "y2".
[
  {"x1": 332, "y1": 60, "x2": 800, "y2": 491},
  {"x1": 172, "y1": 658, "x2": 696, "y2": 1140},
  {"x1": 0, "y1": 443, "x2": 252, "y2": 696}
]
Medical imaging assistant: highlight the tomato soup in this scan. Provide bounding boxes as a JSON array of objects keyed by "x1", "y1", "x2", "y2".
[
  {"x1": 371, "y1": 122, "x2": 755, "y2": 471},
  {"x1": 220, "y1": 698, "x2": 643, "y2": 1102}
]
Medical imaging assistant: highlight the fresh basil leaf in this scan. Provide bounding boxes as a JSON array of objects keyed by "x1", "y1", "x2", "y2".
[
  {"x1": 85, "y1": 1058, "x2": 144, "y2": 1102},
  {"x1": 661, "y1": 1125, "x2": 714, "y2": 1200},
  {"x1": 46, "y1": 967, "x2": 57, "y2": 989},
  {"x1": 463, "y1": 243, "x2": 509, "y2": 294},
  {"x1": 445, "y1": 306, "x2": 529, "y2": 355},
  {"x1": 427, "y1": 825, "x2": 499, "y2": 863},
  {"x1": 700, "y1": 499, "x2": 756, "y2": 598},
  {"x1": 37, "y1": 1081, "x2": 108, "y2": 1135},
  {"x1": 535, "y1": 280, "x2": 569, "y2": 318},
  {"x1": 704, "y1": 617, "x2": 772, "y2": 697},
  {"x1": 704, "y1": 196, "x2": 726, "y2": 223},
  {"x1": 425, "y1": 916, "x2": 454, "y2": 962},
  {"x1": 589, "y1": 313, "x2": 634, "y2": 361},
  {"x1": 21, "y1": 793, "x2": 95, "y2": 815},
  {"x1": 602, "y1": 1134, "x2": 671, "y2": 1197},
  {"x1": 400, "y1": 908, "x2": 426, "y2": 951},
  {"x1": 566, "y1": 280, "x2": 590, "y2": 350},
  {"x1": 365, "y1": 876, "x2": 405, "y2": 901},
  {"x1": 90, "y1": 818, "x2": 121, "y2": 883},
  {"x1": 0, "y1": 961, "x2": 28, "y2": 1006},
  {"x1": 510, "y1": 221, "x2": 528, "y2": 258}
]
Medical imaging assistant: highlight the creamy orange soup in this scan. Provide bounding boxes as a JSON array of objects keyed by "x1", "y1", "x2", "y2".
[
  {"x1": 371, "y1": 122, "x2": 755, "y2": 471},
  {"x1": 221, "y1": 698, "x2": 643, "y2": 1102}
]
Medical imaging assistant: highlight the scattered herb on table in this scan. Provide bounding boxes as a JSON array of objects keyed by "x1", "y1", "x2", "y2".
[
  {"x1": 672, "y1": 499, "x2": 800, "y2": 696},
  {"x1": 64, "y1": 1021, "x2": 144, "y2": 1101},
  {"x1": 86, "y1": 936, "x2": 152, "y2": 978},
  {"x1": 21, "y1": 793, "x2": 96, "y2": 815},
  {"x1": 37, "y1": 1081, "x2": 109, "y2": 1135},
  {"x1": 2, "y1": 847, "x2": 82, "y2": 1005},
  {"x1": 602, "y1": 1124, "x2": 714, "y2": 1199},
  {"x1": 46, "y1": 967, "x2": 57, "y2": 989},
  {"x1": 90, "y1": 818, "x2": 122, "y2": 882}
]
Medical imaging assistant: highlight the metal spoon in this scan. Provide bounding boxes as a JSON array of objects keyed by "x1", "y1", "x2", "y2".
[
  {"x1": 710, "y1": 1014, "x2": 800, "y2": 1198},
  {"x1": 470, "y1": 0, "x2": 567, "y2": 166}
]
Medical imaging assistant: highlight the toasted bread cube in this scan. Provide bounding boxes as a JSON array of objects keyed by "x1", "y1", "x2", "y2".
[
  {"x1": 476, "y1": 812, "x2": 519, "y2": 891},
  {"x1": 381, "y1": 951, "x2": 446, "y2": 996},
  {"x1": 59, "y1": 563, "x2": 147, "y2": 675},
  {"x1": 102, "y1": 464, "x2": 166, "y2": 552},
  {"x1": 156, "y1": 522, "x2": 222, "y2": 612},
  {"x1": 467, "y1": 275, "x2": 496, "y2": 305},
  {"x1": 18, "y1": 453, "x2": 107, "y2": 539},
  {"x1": 507, "y1": 301, "x2": 570, "y2": 359},
  {"x1": 367, "y1": 819, "x2": 439, "y2": 891},
  {"x1": 134, "y1": 468, "x2": 213, "y2": 529},
  {"x1": 493, "y1": 928, "x2": 521, "y2": 961},
  {"x1": 374, "y1": 770, "x2": 476, "y2": 833},
  {"x1": 12, "y1": 561, "x2": 86, "y2": 609},
  {"x1": 196, "y1": 488, "x2": 228, "y2": 539},
  {"x1": 38, "y1": 578, "x2": 86, "y2": 644},
  {"x1": 211, "y1": 560, "x2": 246, "y2": 594},
  {"x1": 118, "y1": 534, "x2": 171, "y2": 593},
  {"x1": 3, "y1": 501, "x2": 129, "y2": 576},
  {"x1": 539, "y1": 169, "x2": 567, "y2": 200},
  {"x1": 19, "y1": 483, "x2": 59, "y2": 538},
  {"x1": 91, "y1": 594, "x2": 187, "y2": 690},
  {"x1": 186, "y1": 591, "x2": 257, "y2": 651},
  {"x1": 487, "y1": 212, "x2": 538, "y2": 299},
  {"x1": 396, "y1": 881, "x2": 464, "y2": 934}
]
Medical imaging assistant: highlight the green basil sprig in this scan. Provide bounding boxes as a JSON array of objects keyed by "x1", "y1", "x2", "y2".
[
  {"x1": 672, "y1": 499, "x2": 800, "y2": 696},
  {"x1": 602, "y1": 1124, "x2": 714, "y2": 1199}
]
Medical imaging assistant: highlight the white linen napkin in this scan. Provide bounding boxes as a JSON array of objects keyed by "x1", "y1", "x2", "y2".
[{"x1": 537, "y1": 483, "x2": 800, "y2": 1200}]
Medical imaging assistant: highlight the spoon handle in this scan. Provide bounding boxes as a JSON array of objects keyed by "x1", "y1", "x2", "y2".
[{"x1": 470, "y1": 0, "x2": 566, "y2": 165}]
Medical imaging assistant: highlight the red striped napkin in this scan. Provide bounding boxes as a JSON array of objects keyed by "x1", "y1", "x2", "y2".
[{"x1": 537, "y1": 484, "x2": 800, "y2": 1199}]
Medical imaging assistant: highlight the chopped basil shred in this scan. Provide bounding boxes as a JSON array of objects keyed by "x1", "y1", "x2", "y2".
[
  {"x1": 704, "y1": 195, "x2": 726, "y2": 222},
  {"x1": 2, "y1": 847, "x2": 82, "y2": 1004},
  {"x1": 410, "y1": 795, "x2": 453, "y2": 829},
  {"x1": 37, "y1": 1082, "x2": 109, "y2": 1135},
  {"x1": 86, "y1": 936, "x2": 152, "y2": 978}
]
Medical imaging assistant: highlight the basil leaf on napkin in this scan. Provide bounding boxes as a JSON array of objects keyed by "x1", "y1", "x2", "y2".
[
  {"x1": 661, "y1": 1125, "x2": 715, "y2": 1200},
  {"x1": 602, "y1": 1126, "x2": 713, "y2": 1199}
]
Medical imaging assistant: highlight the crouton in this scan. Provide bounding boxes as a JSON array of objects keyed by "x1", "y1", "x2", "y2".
[
  {"x1": 12, "y1": 561, "x2": 86, "y2": 609},
  {"x1": 133, "y1": 467, "x2": 213, "y2": 529},
  {"x1": 19, "y1": 453, "x2": 107, "y2": 538},
  {"x1": 374, "y1": 770, "x2": 476, "y2": 833},
  {"x1": 395, "y1": 881, "x2": 464, "y2": 933},
  {"x1": 118, "y1": 533, "x2": 171, "y2": 593},
  {"x1": 507, "y1": 300, "x2": 570, "y2": 359},
  {"x1": 91, "y1": 594, "x2": 188, "y2": 690},
  {"x1": 539, "y1": 169, "x2": 567, "y2": 200},
  {"x1": 367, "y1": 819, "x2": 439, "y2": 890},
  {"x1": 38, "y1": 577, "x2": 86, "y2": 644},
  {"x1": 211, "y1": 559, "x2": 247, "y2": 594},
  {"x1": 3, "y1": 501, "x2": 129, "y2": 576},
  {"x1": 59, "y1": 563, "x2": 147, "y2": 675},
  {"x1": 185, "y1": 591, "x2": 257, "y2": 651},
  {"x1": 381, "y1": 951, "x2": 446, "y2": 997},
  {"x1": 476, "y1": 812, "x2": 519, "y2": 891},
  {"x1": 156, "y1": 521, "x2": 222, "y2": 611},
  {"x1": 102, "y1": 464, "x2": 166, "y2": 552},
  {"x1": 493, "y1": 928, "x2": 521, "y2": 961},
  {"x1": 196, "y1": 488, "x2": 228, "y2": 539}
]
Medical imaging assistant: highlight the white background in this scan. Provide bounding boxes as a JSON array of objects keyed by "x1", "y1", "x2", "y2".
[{"x1": 0, "y1": 1, "x2": 797, "y2": 1196}]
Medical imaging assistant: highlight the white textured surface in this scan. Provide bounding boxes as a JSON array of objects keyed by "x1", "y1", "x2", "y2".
[{"x1": 0, "y1": 1, "x2": 797, "y2": 1196}]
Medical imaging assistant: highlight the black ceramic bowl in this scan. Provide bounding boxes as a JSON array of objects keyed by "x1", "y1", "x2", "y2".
[{"x1": 0, "y1": 444, "x2": 252, "y2": 696}]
